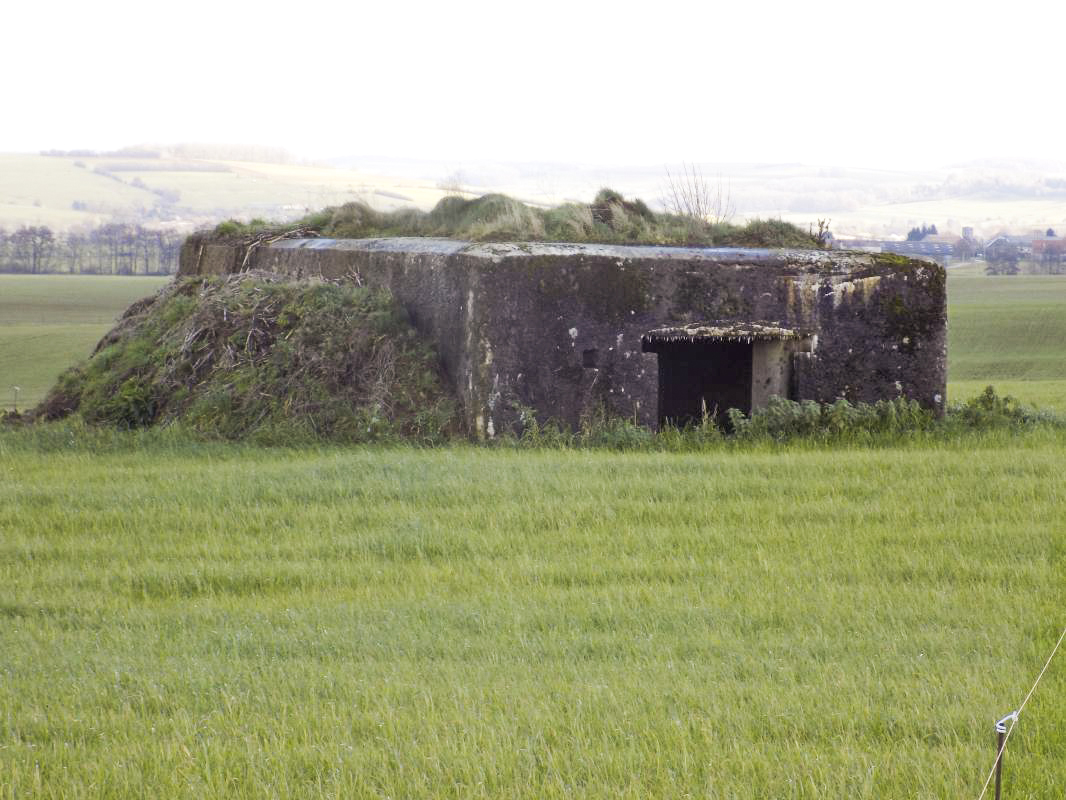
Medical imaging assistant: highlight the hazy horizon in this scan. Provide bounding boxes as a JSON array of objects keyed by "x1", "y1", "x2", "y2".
[
  {"x1": 4, "y1": 0, "x2": 1065, "y2": 172},
  {"x1": 13, "y1": 144, "x2": 1066, "y2": 177},
  {"x1": 6, "y1": 0, "x2": 1066, "y2": 241}
]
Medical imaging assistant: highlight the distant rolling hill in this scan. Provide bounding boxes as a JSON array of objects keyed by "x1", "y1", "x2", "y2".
[
  {"x1": 0, "y1": 153, "x2": 460, "y2": 234},
  {"x1": 5, "y1": 150, "x2": 1066, "y2": 241}
]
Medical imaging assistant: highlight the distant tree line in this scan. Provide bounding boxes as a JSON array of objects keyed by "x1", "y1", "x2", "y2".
[
  {"x1": 40, "y1": 147, "x2": 161, "y2": 159},
  {"x1": 906, "y1": 223, "x2": 938, "y2": 241},
  {"x1": 41, "y1": 143, "x2": 296, "y2": 164},
  {"x1": 0, "y1": 224, "x2": 181, "y2": 275}
]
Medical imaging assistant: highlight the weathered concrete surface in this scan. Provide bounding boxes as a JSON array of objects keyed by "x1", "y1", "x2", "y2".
[
  {"x1": 751, "y1": 340, "x2": 790, "y2": 409},
  {"x1": 179, "y1": 235, "x2": 947, "y2": 436}
]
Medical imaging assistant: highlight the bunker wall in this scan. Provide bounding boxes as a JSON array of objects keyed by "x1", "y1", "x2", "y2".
[{"x1": 179, "y1": 237, "x2": 947, "y2": 436}]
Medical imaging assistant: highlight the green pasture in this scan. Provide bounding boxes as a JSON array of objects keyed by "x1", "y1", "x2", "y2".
[
  {"x1": 0, "y1": 154, "x2": 157, "y2": 229},
  {"x1": 946, "y1": 274, "x2": 1066, "y2": 410},
  {"x1": 1, "y1": 432, "x2": 1064, "y2": 797},
  {"x1": 113, "y1": 167, "x2": 367, "y2": 214},
  {"x1": 949, "y1": 378, "x2": 1065, "y2": 412},
  {"x1": 0, "y1": 274, "x2": 168, "y2": 411}
]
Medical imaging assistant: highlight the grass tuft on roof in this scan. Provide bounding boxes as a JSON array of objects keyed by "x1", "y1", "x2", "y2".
[{"x1": 212, "y1": 189, "x2": 824, "y2": 249}]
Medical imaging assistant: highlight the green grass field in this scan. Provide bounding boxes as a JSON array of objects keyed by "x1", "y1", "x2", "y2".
[
  {"x1": 0, "y1": 274, "x2": 169, "y2": 411},
  {"x1": 1, "y1": 270, "x2": 1065, "y2": 797},
  {"x1": 947, "y1": 274, "x2": 1066, "y2": 411},
  {"x1": 1, "y1": 433, "x2": 1063, "y2": 797}
]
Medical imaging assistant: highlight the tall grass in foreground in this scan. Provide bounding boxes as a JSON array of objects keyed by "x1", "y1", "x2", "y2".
[{"x1": 1, "y1": 431, "x2": 1063, "y2": 797}]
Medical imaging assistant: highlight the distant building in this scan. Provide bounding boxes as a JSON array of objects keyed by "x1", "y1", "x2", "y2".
[
  {"x1": 986, "y1": 235, "x2": 1033, "y2": 259},
  {"x1": 984, "y1": 237, "x2": 1024, "y2": 274},
  {"x1": 1030, "y1": 237, "x2": 1066, "y2": 255},
  {"x1": 1031, "y1": 236, "x2": 1066, "y2": 272}
]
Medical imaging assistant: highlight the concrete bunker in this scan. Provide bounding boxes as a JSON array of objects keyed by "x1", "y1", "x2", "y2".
[
  {"x1": 178, "y1": 236, "x2": 948, "y2": 437},
  {"x1": 641, "y1": 323, "x2": 814, "y2": 428}
]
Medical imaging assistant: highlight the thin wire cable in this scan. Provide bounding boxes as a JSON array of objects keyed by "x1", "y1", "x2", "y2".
[
  {"x1": 976, "y1": 626, "x2": 1066, "y2": 800},
  {"x1": 1016, "y1": 626, "x2": 1066, "y2": 717}
]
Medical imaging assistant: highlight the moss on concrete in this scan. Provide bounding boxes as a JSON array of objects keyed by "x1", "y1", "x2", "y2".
[
  {"x1": 517, "y1": 257, "x2": 652, "y2": 321},
  {"x1": 672, "y1": 270, "x2": 752, "y2": 320}
]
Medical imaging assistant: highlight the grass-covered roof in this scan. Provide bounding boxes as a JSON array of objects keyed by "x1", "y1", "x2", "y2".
[{"x1": 214, "y1": 189, "x2": 826, "y2": 249}]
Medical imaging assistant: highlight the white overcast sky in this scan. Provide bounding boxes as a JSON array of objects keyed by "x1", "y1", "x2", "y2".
[{"x1": 3, "y1": 0, "x2": 1063, "y2": 169}]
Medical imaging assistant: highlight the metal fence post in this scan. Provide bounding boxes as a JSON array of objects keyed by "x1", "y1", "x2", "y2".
[{"x1": 994, "y1": 712, "x2": 1018, "y2": 800}]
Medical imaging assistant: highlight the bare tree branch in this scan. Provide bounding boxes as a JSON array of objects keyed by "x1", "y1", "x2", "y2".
[{"x1": 663, "y1": 163, "x2": 735, "y2": 226}]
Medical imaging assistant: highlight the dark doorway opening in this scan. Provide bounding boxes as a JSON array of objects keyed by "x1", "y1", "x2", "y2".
[{"x1": 648, "y1": 340, "x2": 753, "y2": 429}]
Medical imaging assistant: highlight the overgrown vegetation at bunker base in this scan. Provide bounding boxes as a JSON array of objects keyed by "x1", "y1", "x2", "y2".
[
  {"x1": 13, "y1": 269, "x2": 1049, "y2": 446},
  {"x1": 30, "y1": 275, "x2": 456, "y2": 444}
]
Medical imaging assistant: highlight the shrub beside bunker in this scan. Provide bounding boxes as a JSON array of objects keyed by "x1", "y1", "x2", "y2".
[{"x1": 33, "y1": 274, "x2": 458, "y2": 444}]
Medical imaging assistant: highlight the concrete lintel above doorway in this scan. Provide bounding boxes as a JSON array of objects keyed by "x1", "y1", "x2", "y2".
[{"x1": 640, "y1": 321, "x2": 810, "y2": 350}]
